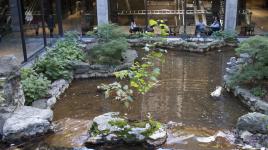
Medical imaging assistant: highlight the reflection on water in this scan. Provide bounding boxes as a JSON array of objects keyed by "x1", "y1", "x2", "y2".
[{"x1": 4, "y1": 48, "x2": 248, "y2": 150}]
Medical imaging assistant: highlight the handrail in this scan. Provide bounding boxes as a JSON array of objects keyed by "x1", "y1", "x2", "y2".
[{"x1": 117, "y1": 9, "x2": 211, "y2": 15}]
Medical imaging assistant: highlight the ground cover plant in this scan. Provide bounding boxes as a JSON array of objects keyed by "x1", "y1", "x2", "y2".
[
  {"x1": 21, "y1": 31, "x2": 86, "y2": 105},
  {"x1": 87, "y1": 24, "x2": 129, "y2": 65}
]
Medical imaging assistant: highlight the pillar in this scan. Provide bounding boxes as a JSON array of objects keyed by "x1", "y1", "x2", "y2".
[
  {"x1": 97, "y1": 0, "x2": 109, "y2": 25},
  {"x1": 9, "y1": 0, "x2": 20, "y2": 32},
  {"x1": 224, "y1": 0, "x2": 238, "y2": 32}
]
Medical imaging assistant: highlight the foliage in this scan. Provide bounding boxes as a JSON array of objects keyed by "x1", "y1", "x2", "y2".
[
  {"x1": 34, "y1": 33, "x2": 85, "y2": 81},
  {"x1": 87, "y1": 24, "x2": 129, "y2": 65},
  {"x1": 229, "y1": 36, "x2": 268, "y2": 86},
  {"x1": 21, "y1": 68, "x2": 51, "y2": 105},
  {"x1": 87, "y1": 24, "x2": 127, "y2": 42},
  {"x1": 90, "y1": 38, "x2": 129, "y2": 65},
  {"x1": 114, "y1": 51, "x2": 165, "y2": 94},
  {"x1": 212, "y1": 31, "x2": 238, "y2": 43},
  {"x1": 98, "y1": 44, "x2": 166, "y2": 106},
  {"x1": 90, "y1": 122, "x2": 110, "y2": 136},
  {"x1": 97, "y1": 82, "x2": 134, "y2": 107},
  {"x1": 251, "y1": 86, "x2": 267, "y2": 98}
]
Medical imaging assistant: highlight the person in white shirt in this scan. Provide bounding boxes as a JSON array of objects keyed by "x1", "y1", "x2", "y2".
[{"x1": 129, "y1": 18, "x2": 141, "y2": 33}]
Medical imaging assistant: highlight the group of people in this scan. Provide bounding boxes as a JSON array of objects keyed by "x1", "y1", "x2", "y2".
[
  {"x1": 129, "y1": 16, "x2": 222, "y2": 37},
  {"x1": 129, "y1": 18, "x2": 170, "y2": 36},
  {"x1": 195, "y1": 16, "x2": 221, "y2": 36}
]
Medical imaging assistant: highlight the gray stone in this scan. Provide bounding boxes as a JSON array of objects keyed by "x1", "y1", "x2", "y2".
[
  {"x1": 87, "y1": 112, "x2": 167, "y2": 147},
  {"x1": 240, "y1": 53, "x2": 250, "y2": 59},
  {"x1": 72, "y1": 62, "x2": 91, "y2": 74},
  {"x1": 0, "y1": 55, "x2": 19, "y2": 77},
  {"x1": 237, "y1": 112, "x2": 268, "y2": 134},
  {"x1": 2, "y1": 106, "x2": 53, "y2": 142},
  {"x1": 32, "y1": 99, "x2": 48, "y2": 109},
  {"x1": 47, "y1": 97, "x2": 57, "y2": 108},
  {"x1": 0, "y1": 56, "x2": 25, "y2": 107}
]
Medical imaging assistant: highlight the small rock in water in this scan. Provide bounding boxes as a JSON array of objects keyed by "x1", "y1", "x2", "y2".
[{"x1": 210, "y1": 86, "x2": 223, "y2": 98}]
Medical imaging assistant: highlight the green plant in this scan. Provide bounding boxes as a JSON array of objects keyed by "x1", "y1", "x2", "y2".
[
  {"x1": 97, "y1": 82, "x2": 134, "y2": 107},
  {"x1": 98, "y1": 45, "x2": 165, "y2": 105},
  {"x1": 229, "y1": 36, "x2": 268, "y2": 86},
  {"x1": 87, "y1": 24, "x2": 127, "y2": 42},
  {"x1": 34, "y1": 35, "x2": 85, "y2": 81},
  {"x1": 251, "y1": 86, "x2": 267, "y2": 98},
  {"x1": 34, "y1": 57, "x2": 72, "y2": 81},
  {"x1": 90, "y1": 38, "x2": 129, "y2": 65},
  {"x1": 212, "y1": 31, "x2": 238, "y2": 43},
  {"x1": 21, "y1": 68, "x2": 51, "y2": 105}
]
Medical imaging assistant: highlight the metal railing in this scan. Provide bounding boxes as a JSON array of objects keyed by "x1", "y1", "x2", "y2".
[{"x1": 117, "y1": 9, "x2": 211, "y2": 16}]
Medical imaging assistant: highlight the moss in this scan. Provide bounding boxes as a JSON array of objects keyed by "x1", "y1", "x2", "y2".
[
  {"x1": 90, "y1": 122, "x2": 110, "y2": 136},
  {"x1": 141, "y1": 119, "x2": 162, "y2": 137},
  {"x1": 130, "y1": 121, "x2": 147, "y2": 128},
  {"x1": 108, "y1": 119, "x2": 128, "y2": 128}
]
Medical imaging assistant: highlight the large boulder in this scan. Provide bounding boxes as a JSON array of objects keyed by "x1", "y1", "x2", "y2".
[
  {"x1": 86, "y1": 112, "x2": 167, "y2": 147},
  {"x1": 237, "y1": 112, "x2": 268, "y2": 134},
  {"x1": 2, "y1": 106, "x2": 53, "y2": 142},
  {"x1": 0, "y1": 55, "x2": 25, "y2": 107}
]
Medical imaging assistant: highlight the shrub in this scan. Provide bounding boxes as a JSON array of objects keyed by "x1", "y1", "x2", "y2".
[
  {"x1": 90, "y1": 38, "x2": 128, "y2": 65},
  {"x1": 87, "y1": 24, "x2": 127, "y2": 42},
  {"x1": 251, "y1": 86, "x2": 267, "y2": 98},
  {"x1": 34, "y1": 34, "x2": 86, "y2": 81},
  {"x1": 229, "y1": 36, "x2": 268, "y2": 86},
  {"x1": 212, "y1": 31, "x2": 238, "y2": 43},
  {"x1": 21, "y1": 68, "x2": 51, "y2": 105}
]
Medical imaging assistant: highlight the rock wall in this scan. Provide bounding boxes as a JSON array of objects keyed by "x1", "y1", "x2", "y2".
[
  {"x1": 0, "y1": 56, "x2": 25, "y2": 107},
  {"x1": 224, "y1": 54, "x2": 268, "y2": 114},
  {"x1": 72, "y1": 50, "x2": 138, "y2": 79}
]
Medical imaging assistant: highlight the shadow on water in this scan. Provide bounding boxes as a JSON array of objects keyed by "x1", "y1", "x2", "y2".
[{"x1": 2, "y1": 47, "x2": 248, "y2": 150}]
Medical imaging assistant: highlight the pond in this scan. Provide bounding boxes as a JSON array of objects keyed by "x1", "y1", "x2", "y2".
[{"x1": 4, "y1": 47, "x2": 248, "y2": 150}]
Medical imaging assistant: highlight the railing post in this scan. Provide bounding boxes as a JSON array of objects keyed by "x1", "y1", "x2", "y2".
[{"x1": 17, "y1": 0, "x2": 27, "y2": 62}]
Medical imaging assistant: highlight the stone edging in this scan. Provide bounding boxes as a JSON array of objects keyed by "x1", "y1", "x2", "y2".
[
  {"x1": 223, "y1": 55, "x2": 268, "y2": 114},
  {"x1": 128, "y1": 38, "x2": 237, "y2": 53}
]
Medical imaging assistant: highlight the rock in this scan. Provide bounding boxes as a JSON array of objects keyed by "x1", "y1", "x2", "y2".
[
  {"x1": 0, "y1": 56, "x2": 25, "y2": 107},
  {"x1": 0, "y1": 55, "x2": 19, "y2": 77},
  {"x1": 49, "y1": 79, "x2": 69, "y2": 97},
  {"x1": 210, "y1": 86, "x2": 223, "y2": 98},
  {"x1": 72, "y1": 62, "x2": 91, "y2": 74},
  {"x1": 31, "y1": 99, "x2": 48, "y2": 109},
  {"x1": 86, "y1": 112, "x2": 167, "y2": 147},
  {"x1": 240, "y1": 131, "x2": 253, "y2": 141},
  {"x1": 47, "y1": 97, "x2": 57, "y2": 108},
  {"x1": 240, "y1": 53, "x2": 250, "y2": 59},
  {"x1": 2, "y1": 106, "x2": 53, "y2": 142},
  {"x1": 237, "y1": 112, "x2": 268, "y2": 134},
  {"x1": 73, "y1": 147, "x2": 94, "y2": 150},
  {"x1": 146, "y1": 127, "x2": 167, "y2": 146}
]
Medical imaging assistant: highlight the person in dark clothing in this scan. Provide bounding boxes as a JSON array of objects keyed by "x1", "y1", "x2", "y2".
[{"x1": 47, "y1": 15, "x2": 54, "y2": 37}]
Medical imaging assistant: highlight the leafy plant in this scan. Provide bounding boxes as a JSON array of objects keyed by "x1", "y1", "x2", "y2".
[
  {"x1": 212, "y1": 31, "x2": 238, "y2": 43},
  {"x1": 21, "y1": 68, "x2": 51, "y2": 105},
  {"x1": 87, "y1": 24, "x2": 127, "y2": 42},
  {"x1": 98, "y1": 45, "x2": 166, "y2": 105},
  {"x1": 229, "y1": 36, "x2": 268, "y2": 86},
  {"x1": 97, "y1": 82, "x2": 133, "y2": 107},
  {"x1": 90, "y1": 38, "x2": 129, "y2": 65},
  {"x1": 34, "y1": 33, "x2": 85, "y2": 81},
  {"x1": 251, "y1": 86, "x2": 267, "y2": 98}
]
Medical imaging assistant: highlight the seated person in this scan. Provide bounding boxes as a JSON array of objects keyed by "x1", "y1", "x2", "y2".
[
  {"x1": 129, "y1": 19, "x2": 141, "y2": 33},
  {"x1": 195, "y1": 21, "x2": 206, "y2": 35},
  {"x1": 210, "y1": 17, "x2": 221, "y2": 32}
]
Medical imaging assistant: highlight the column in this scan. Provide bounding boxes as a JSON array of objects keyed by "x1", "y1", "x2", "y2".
[
  {"x1": 97, "y1": 0, "x2": 109, "y2": 25},
  {"x1": 224, "y1": 0, "x2": 238, "y2": 32},
  {"x1": 9, "y1": 0, "x2": 20, "y2": 32}
]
